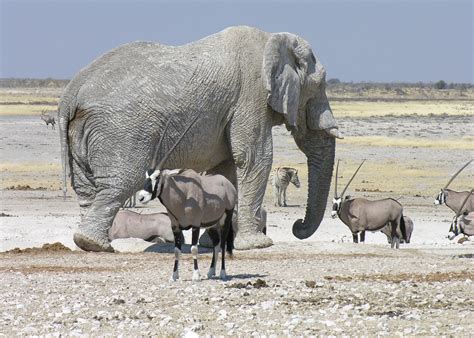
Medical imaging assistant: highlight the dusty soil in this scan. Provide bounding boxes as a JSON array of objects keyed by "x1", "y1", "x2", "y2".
[
  {"x1": 1, "y1": 244, "x2": 473, "y2": 336},
  {"x1": 0, "y1": 89, "x2": 473, "y2": 335}
]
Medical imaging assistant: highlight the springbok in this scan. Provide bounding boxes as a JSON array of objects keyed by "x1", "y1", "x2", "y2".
[
  {"x1": 331, "y1": 160, "x2": 407, "y2": 248},
  {"x1": 448, "y1": 189, "x2": 474, "y2": 240},
  {"x1": 138, "y1": 115, "x2": 237, "y2": 281},
  {"x1": 40, "y1": 110, "x2": 56, "y2": 129},
  {"x1": 434, "y1": 160, "x2": 473, "y2": 214}
]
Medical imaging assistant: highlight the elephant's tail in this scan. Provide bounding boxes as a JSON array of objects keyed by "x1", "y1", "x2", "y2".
[{"x1": 58, "y1": 96, "x2": 76, "y2": 200}]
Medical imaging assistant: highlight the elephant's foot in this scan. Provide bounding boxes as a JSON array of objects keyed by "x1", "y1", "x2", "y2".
[
  {"x1": 234, "y1": 231, "x2": 273, "y2": 250},
  {"x1": 73, "y1": 228, "x2": 114, "y2": 252}
]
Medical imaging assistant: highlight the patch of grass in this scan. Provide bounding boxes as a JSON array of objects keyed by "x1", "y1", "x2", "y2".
[
  {"x1": 0, "y1": 104, "x2": 58, "y2": 116},
  {"x1": 0, "y1": 162, "x2": 61, "y2": 173},
  {"x1": 0, "y1": 162, "x2": 63, "y2": 190},
  {"x1": 332, "y1": 101, "x2": 473, "y2": 118}
]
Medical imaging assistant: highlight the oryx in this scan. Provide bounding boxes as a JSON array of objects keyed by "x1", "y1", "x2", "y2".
[
  {"x1": 109, "y1": 209, "x2": 182, "y2": 244},
  {"x1": 138, "y1": 115, "x2": 237, "y2": 281},
  {"x1": 434, "y1": 160, "x2": 473, "y2": 214},
  {"x1": 331, "y1": 160, "x2": 407, "y2": 249},
  {"x1": 381, "y1": 215, "x2": 414, "y2": 245},
  {"x1": 448, "y1": 189, "x2": 474, "y2": 240},
  {"x1": 40, "y1": 110, "x2": 56, "y2": 129}
]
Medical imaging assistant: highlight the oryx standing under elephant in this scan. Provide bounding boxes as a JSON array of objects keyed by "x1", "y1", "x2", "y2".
[
  {"x1": 434, "y1": 160, "x2": 473, "y2": 214},
  {"x1": 59, "y1": 26, "x2": 340, "y2": 252},
  {"x1": 331, "y1": 160, "x2": 407, "y2": 248}
]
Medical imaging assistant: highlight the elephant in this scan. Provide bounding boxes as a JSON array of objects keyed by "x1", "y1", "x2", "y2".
[{"x1": 59, "y1": 26, "x2": 340, "y2": 252}]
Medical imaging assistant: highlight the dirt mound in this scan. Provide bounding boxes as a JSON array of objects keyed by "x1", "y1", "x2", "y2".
[{"x1": 5, "y1": 242, "x2": 72, "y2": 254}]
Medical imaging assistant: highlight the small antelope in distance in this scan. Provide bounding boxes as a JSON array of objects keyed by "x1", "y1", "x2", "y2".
[
  {"x1": 434, "y1": 160, "x2": 473, "y2": 214},
  {"x1": 272, "y1": 167, "x2": 300, "y2": 207},
  {"x1": 138, "y1": 115, "x2": 236, "y2": 281},
  {"x1": 448, "y1": 189, "x2": 474, "y2": 240},
  {"x1": 40, "y1": 110, "x2": 56, "y2": 129},
  {"x1": 331, "y1": 160, "x2": 407, "y2": 248}
]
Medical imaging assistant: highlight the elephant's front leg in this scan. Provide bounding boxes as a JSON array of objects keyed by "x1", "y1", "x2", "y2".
[{"x1": 229, "y1": 117, "x2": 274, "y2": 250}]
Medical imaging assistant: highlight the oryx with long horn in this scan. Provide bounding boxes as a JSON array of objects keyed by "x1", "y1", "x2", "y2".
[
  {"x1": 448, "y1": 189, "x2": 474, "y2": 240},
  {"x1": 331, "y1": 160, "x2": 407, "y2": 248},
  {"x1": 434, "y1": 160, "x2": 473, "y2": 214},
  {"x1": 138, "y1": 115, "x2": 237, "y2": 281}
]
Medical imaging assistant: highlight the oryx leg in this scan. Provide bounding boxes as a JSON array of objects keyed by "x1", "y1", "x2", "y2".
[
  {"x1": 191, "y1": 227, "x2": 201, "y2": 281},
  {"x1": 207, "y1": 227, "x2": 220, "y2": 279},
  {"x1": 360, "y1": 231, "x2": 366, "y2": 243},
  {"x1": 390, "y1": 221, "x2": 400, "y2": 249},
  {"x1": 219, "y1": 223, "x2": 231, "y2": 280},
  {"x1": 171, "y1": 228, "x2": 183, "y2": 281},
  {"x1": 283, "y1": 187, "x2": 287, "y2": 207},
  {"x1": 352, "y1": 233, "x2": 359, "y2": 243}
]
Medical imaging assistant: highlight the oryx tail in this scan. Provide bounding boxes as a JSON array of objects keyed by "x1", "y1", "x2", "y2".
[
  {"x1": 225, "y1": 208, "x2": 235, "y2": 256},
  {"x1": 400, "y1": 213, "x2": 407, "y2": 243}
]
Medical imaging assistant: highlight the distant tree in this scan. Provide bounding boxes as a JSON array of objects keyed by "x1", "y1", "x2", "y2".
[
  {"x1": 326, "y1": 78, "x2": 341, "y2": 85},
  {"x1": 434, "y1": 80, "x2": 447, "y2": 90}
]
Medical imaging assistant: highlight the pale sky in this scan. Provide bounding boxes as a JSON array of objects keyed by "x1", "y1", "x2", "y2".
[{"x1": 1, "y1": 0, "x2": 472, "y2": 83}]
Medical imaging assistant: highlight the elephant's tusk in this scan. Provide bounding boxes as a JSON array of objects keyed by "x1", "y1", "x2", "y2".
[{"x1": 325, "y1": 128, "x2": 343, "y2": 139}]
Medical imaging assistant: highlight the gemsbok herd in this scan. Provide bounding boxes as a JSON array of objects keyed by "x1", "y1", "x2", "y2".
[{"x1": 111, "y1": 113, "x2": 472, "y2": 281}]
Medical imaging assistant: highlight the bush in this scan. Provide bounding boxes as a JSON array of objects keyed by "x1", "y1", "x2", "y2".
[{"x1": 434, "y1": 80, "x2": 447, "y2": 90}]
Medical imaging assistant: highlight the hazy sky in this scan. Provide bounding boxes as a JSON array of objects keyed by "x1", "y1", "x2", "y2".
[{"x1": 1, "y1": 0, "x2": 472, "y2": 82}]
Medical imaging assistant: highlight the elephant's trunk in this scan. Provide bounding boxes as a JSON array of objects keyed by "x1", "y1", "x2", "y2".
[{"x1": 292, "y1": 133, "x2": 335, "y2": 239}]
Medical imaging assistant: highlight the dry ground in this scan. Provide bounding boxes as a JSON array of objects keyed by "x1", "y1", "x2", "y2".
[{"x1": 0, "y1": 87, "x2": 473, "y2": 336}]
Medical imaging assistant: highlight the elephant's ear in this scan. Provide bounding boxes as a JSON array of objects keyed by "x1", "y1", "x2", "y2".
[{"x1": 263, "y1": 34, "x2": 302, "y2": 128}]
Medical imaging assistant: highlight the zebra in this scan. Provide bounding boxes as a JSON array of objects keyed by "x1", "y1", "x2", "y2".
[{"x1": 272, "y1": 167, "x2": 300, "y2": 207}]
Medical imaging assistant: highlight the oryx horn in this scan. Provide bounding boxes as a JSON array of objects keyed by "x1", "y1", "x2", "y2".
[
  {"x1": 455, "y1": 188, "x2": 473, "y2": 217},
  {"x1": 334, "y1": 159, "x2": 340, "y2": 197},
  {"x1": 156, "y1": 114, "x2": 201, "y2": 170},
  {"x1": 340, "y1": 159, "x2": 366, "y2": 198},
  {"x1": 151, "y1": 117, "x2": 173, "y2": 169},
  {"x1": 443, "y1": 160, "x2": 472, "y2": 189}
]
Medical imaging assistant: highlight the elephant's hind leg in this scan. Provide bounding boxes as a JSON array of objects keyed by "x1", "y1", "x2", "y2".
[
  {"x1": 73, "y1": 176, "x2": 130, "y2": 252},
  {"x1": 71, "y1": 159, "x2": 96, "y2": 220}
]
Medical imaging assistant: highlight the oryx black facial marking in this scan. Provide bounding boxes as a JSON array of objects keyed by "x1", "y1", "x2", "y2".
[
  {"x1": 435, "y1": 190, "x2": 446, "y2": 205},
  {"x1": 143, "y1": 169, "x2": 160, "y2": 201}
]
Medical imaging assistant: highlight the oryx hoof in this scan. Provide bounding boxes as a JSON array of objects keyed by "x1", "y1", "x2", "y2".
[
  {"x1": 170, "y1": 271, "x2": 179, "y2": 282},
  {"x1": 207, "y1": 267, "x2": 216, "y2": 279},
  {"x1": 192, "y1": 270, "x2": 201, "y2": 282},
  {"x1": 219, "y1": 270, "x2": 227, "y2": 281}
]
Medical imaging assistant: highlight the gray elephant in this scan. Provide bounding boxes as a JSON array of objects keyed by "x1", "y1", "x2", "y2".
[{"x1": 59, "y1": 26, "x2": 340, "y2": 252}]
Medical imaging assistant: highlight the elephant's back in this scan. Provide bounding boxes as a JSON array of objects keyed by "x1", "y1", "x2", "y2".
[{"x1": 65, "y1": 42, "x2": 174, "y2": 101}]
